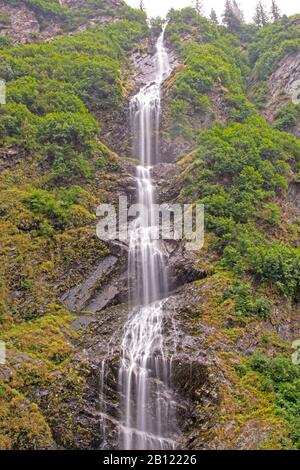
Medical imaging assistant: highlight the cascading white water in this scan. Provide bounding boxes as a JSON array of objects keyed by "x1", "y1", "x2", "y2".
[{"x1": 118, "y1": 25, "x2": 177, "y2": 450}]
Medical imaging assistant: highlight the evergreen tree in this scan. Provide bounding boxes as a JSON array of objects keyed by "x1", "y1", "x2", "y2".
[
  {"x1": 253, "y1": 1, "x2": 269, "y2": 26},
  {"x1": 281, "y1": 14, "x2": 289, "y2": 26},
  {"x1": 270, "y1": 0, "x2": 281, "y2": 22},
  {"x1": 222, "y1": 0, "x2": 244, "y2": 33},
  {"x1": 232, "y1": 1, "x2": 244, "y2": 24},
  {"x1": 223, "y1": 0, "x2": 233, "y2": 27},
  {"x1": 253, "y1": 3, "x2": 261, "y2": 26},
  {"x1": 139, "y1": 0, "x2": 145, "y2": 12},
  {"x1": 210, "y1": 8, "x2": 218, "y2": 24},
  {"x1": 260, "y1": 1, "x2": 269, "y2": 25},
  {"x1": 194, "y1": 0, "x2": 203, "y2": 15}
]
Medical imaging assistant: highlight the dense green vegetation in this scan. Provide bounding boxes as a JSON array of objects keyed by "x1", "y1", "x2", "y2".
[
  {"x1": 165, "y1": 8, "x2": 300, "y2": 447},
  {"x1": 1, "y1": 0, "x2": 145, "y2": 31},
  {"x1": 194, "y1": 116, "x2": 300, "y2": 298},
  {"x1": 166, "y1": 9, "x2": 300, "y2": 300},
  {"x1": 0, "y1": 5, "x2": 147, "y2": 320},
  {"x1": 166, "y1": 8, "x2": 250, "y2": 127},
  {"x1": 273, "y1": 103, "x2": 300, "y2": 131},
  {"x1": 248, "y1": 15, "x2": 300, "y2": 109},
  {"x1": 246, "y1": 354, "x2": 300, "y2": 448},
  {"x1": 0, "y1": 16, "x2": 146, "y2": 183},
  {"x1": 0, "y1": 3, "x2": 147, "y2": 449}
]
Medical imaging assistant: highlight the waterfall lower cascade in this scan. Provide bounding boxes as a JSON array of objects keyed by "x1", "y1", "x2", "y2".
[{"x1": 118, "y1": 25, "x2": 177, "y2": 450}]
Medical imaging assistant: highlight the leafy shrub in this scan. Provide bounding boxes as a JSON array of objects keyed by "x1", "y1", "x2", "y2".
[
  {"x1": 247, "y1": 244, "x2": 300, "y2": 297},
  {"x1": 251, "y1": 82, "x2": 269, "y2": 110},
  {"x1": 0, "y1": 103, "x2": 37, "y2": 148},
  {"x1": 7, "y1": 76, "x2": 39, "y2": 111},
  {"x1": 258, "y1": 202, "x2": 281, "y2": 226},
  {"x1": 23, "y1": 189, "x2": 68, "y2": 227},
  {"x1": 224, "y1": 281, "x2": 273, "y2": 319},
  {"x1": 37, "y1": 112, "x2": 98, "y2": 147},
  {"x1": 0, "y1": 12, "x2": 11, "y2": 26},
  {"x1": 23, "y1": 186, "x2": 84, "y2": 228},
  {"x1": 50, "y1": 148, "x2": 92, "y2": 183},
  {"x1": 224, "y1": 93, "x2": 256, "y2": 122},
  {"x1": 274, "y1": 103, "x2": 300, "y2": 131}
]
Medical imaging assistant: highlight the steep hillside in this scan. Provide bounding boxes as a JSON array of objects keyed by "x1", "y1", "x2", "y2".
[
  {"x1": 159, "y1": 8, "x2": 300, "y2": 449},
  {"x1": 0, "y1": 3, "x2": 148, "y2": 449},
  {"x1": 248, "y1": 15, "x2": 300, "y2": 136}
]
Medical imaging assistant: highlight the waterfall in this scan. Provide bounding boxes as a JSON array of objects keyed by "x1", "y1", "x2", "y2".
[{"x1": 118, "y1": 25, "x2": 177, "y2": 450}]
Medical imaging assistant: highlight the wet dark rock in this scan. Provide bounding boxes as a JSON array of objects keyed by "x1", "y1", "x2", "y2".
[
  {"x1": 151, "y1": 163, "x2": 182, "y2": 202},
  {"x1": 100, "y1": 38, "x2": 179, "y2": 160},
  {"x1": 167, "y1": 241, "x2": 208, "y2": 291},
  {"x1": 64, "y1": 282, "x2": 221, "y2": 450},
  {"x1": 62, "y1": 253, "x2": 128, "y2": 314},
  {"x1": 0, "y1": 145, "x2": 25, "y2": 171}
]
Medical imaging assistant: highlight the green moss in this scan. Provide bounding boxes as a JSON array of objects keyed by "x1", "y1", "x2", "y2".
[
  {"x1": 0, "y1": 385, "x2": 55, "y2": 450},
  {"x1": 0, "y1": 304, "x2": 89, "y2": 449}
]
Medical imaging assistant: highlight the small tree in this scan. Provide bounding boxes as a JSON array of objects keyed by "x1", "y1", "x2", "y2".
[
  {"x1": 260, "y1": 1, "x2": 269, "y2": 25},
  {"x1": 232, "y1": 1, "x2": 244, "y2": 24},
  {"x1": 139, "y1": 0, "x2": 145, "y2": 12},
  {"x1": 194, "y1": 0, "x2": 203, "y2": 16},
  {"x1": 253, "y1": 1, "x2": 269, "y2": 26},
  {"x1": 270, "y1": 0, "x2": 281, "y2": 22},
  {"x1": 223, "y1": 0, "x2": 244, "y2": 33},
  {"x1": 281, "y1": 14, "x2": 289, "y2": 26},
  {"x1": 223, "y1": 0, "x2": 232, "y2": 25},
  {"x1": 253, "y1": 3, "x2": 261, "y2": 25},
  {"x1": 210, "y1": 8, "x2": 218, "y2": 24}
]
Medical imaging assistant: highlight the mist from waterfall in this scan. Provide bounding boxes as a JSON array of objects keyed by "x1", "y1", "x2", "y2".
[{"x1": 118, "y1": 25, "x2": 177, "y2": 450}]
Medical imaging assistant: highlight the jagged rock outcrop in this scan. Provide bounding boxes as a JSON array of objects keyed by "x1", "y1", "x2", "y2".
[
  {"x1": 61, "y1": 273, "x2": 292, "y2": 450},
  {"x1": 62, "y1": 281, "x2": 221, "y2": 450},
  {"x1": 263, "y1": 51, "x2": 300, "y2": 136},
  {"x1": 281, "y1": 181, "x2": 300, "y2": 223},
  {"x1": 0, "y1": 0, "x2": 126, "y2": 44},
  {"x1": 0, "y1": 1, "x2": 62, "y2": 43}
]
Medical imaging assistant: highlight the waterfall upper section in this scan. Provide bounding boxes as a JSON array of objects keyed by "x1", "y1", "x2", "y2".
[
  {"x1": 130, "y1": 24, "x2": 171, "y2": 168},
  {"x1": 118, "y1": 25, "x2": 178, "y2": 450}
]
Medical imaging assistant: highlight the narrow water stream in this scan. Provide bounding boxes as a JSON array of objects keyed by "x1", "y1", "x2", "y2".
[{"x1": 118, "y1": 25, "x2": 177, "y2": 450}]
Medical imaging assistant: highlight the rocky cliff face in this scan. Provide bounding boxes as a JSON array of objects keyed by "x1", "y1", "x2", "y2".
[
  {"x1": 59, "y1": 267, "x2": 298, "y2": 449},
  {"x1": 99, "y1": 36, "x2": 180, "y2": 160},
  {"x1": 0, "y1": 0, "x2": 126, "y2": 43},
  {"x1": 0, "y1": 0, "x2": 64, "y2": 43},
  {"x1": 62, "y1": 282, "x2": 221, "y2": 450},
  {"x1": 263, "y1": 51, "x2": 300, "y2": 136}
]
